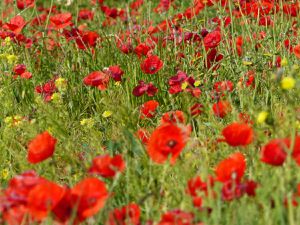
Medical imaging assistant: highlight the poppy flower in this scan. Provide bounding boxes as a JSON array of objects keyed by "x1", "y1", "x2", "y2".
[
  {"x1": 140, "y1": 100, "x2": 159, "y2": 119},
  {"x1": 71, "y1": 178, "x2": 108, "y2": 221},
  {"x1": 190, "y1": 103, "x2": 204, "y2": 116},
  {"x1": 107, "y1": 203, "x2": 140, "y2": 225},
  {"x1": 186, "y1": 175, "x2": 215, "y2": 197},
  {"x1": 13, "y1": 64, "x2": 32, "y2": 79},
  {"x1": 50, "y1": 13, "x2": 72, "y2": 29},
  {"x1": 205, "y1": 48, "x2": 223, "y2": 70},
  {"x1": 291, "y1": 136, "x2": 300, "y2": 165},
  {"x1": 147, "y1": 123, "x2": 190, "y2": 164},
  {"x1": 221, "y1": 122, "x2": 254, "y2": 147},
  {"x1": 133, "y1": 80, "x2": 158, "y2": 97},
  {"x1": 212, "y1": 100, "x2": 231, "y2": 118},
  {"x1": 27, "y1": 131, "x2": 57, "y2": 164},
  {"x1": 3, "y1": 15, "x2": 26, "y2": 34},
  {"x1": 261, "y1": 138, "x2": 289, "y2": 166},
  {"x1": 88, "y1": 154, "x2": 125, "y2": 178},
  {"x1": 52, "y1": 188, "x2": 72, "y2": 223},
  {"x1": 134, "y1": 43, "x2": 151, "y2": 58},
  {"x1": 213, "y1": 80, "x2": 234, "y2": 93},
  {"x1": 161, "y1": 110, "x2": 185, "y2": 124},
  {"x1": 35, "y1": 78, "x2": 58, "y2": 102},
  {"x1": 136, "y1": 128, "x2": 150, "y2": 144},
  {"x1": 215, "y1": 152, "x2": 246, "y2": 183},
  {"x1": 203, "y1": 30, "x2": 221, "y2": 49},
  {"x1": 140, "y1": 55, "x2": 163, "y2": 74},
  {"x1": 16, "y1": 0, "x2": 34, "y2": 9},
  {"x1": 104, "y1": 65, "x2": 124, "y2": 82},
  {"x1": 75, "y1": 31, "x2": 100, "y2": 50},
  {"x1": 27, "y1": 181, "x2": 65, "y2": 220},
  {"x1": 294, "y1": 44, "x2": 300, "y2": 59},
  {"x1": 78, "y1": 9, "x2": 94, "y2": 21},
  {"x1": 158, "y1": 209, "x2": 194, "y2": 225},
  {"x1": 83, "y1": 71, "x2": 110, "y2": 90}
]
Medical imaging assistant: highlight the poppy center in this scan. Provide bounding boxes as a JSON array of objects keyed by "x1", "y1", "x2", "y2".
[
  {"x1": 149, "y1": 66, "x2": 156, "y2": 71},
  {"x1": 167, "y1": 140, "x2": 177, "y2": 148}
]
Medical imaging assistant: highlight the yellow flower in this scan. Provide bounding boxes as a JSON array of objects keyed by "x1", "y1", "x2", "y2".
[
  {"x1": 296, "y1": 121, "x2": 300, "y2": 130},
  {"x1": 281, "y1": 77, "x2": 296, "y2": 90},
  {"x1": 115, "y1": 81, "x2": 121, "y2": 86},
  {"x1": 6, "y1": 54, "x2": 18, "y2": 64},
  {"x1": 281, "y1": 57, "x2": 288, "y2": 67},
  {"x1": 4, "y1": 116, "x2": 13, "y2": 125},
  {"x1": 102, "y1": 110, "x2": 113, "y2": 118},
  {"x1": 4, "y1": 37, "x2": 11, "y2": 46},
  {"x1": 194, "y1": 80, "x2": 201, "y2": 87},
  {"x1": 55, "y1": 78, "x2": 67, "y2": 91},
  {"x1": 181, "y1": 81, "x2": 188, "y2": 90},
  {"x1": 80, "y1": 118, "x2": 95, "y2": 128},
  {"x1": 51, "y1": 92, "x2": 63, "y2": 103},
  {"x1": 257, "y1": 111, "x2": 269, "y2": 124},
  {"x1": 1, "y1": 169, "x2": 9, "y2": 180},
  {"x1": 242, "y1": 61, "x2": 253, "y2": 66}
]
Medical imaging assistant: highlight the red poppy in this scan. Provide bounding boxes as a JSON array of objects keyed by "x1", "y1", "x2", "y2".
[
  {"x1": 203, "y1": 30, "x2": 221, "y2": 49},
  {"x1": 134, "y1": 43, "x2": 151, "y2": 58},
  {"x1": 35, "y1": 78, "x2": 58, "y2": 102},
  {"x1": 52, "y1": 188, "x2": 72, "y2": 223},
  {"x1": 88, "y1": 154, "x2": 125, "y2": 178},
  {"x1": 78, "y1": 9, "x2": 94, "y2": 21},
  {"x1": 27, "y1": 181, "x2": 65, "y2": 220},
  {"x1": 13, "y1": 64, "x2": 32, "y2": 79},
  {"x1": 161, "y1": 110, "x2": 185, "y2": 124},
  {"x1": 147, "y1": 123, "x2": 190, "y2": 164},
  {"x1": 212, "y1": 100, "x2": 231, "y2": 118},
  {"x1": 75, "y1": 30, "x2": 100, "y2": 50},
  {"x1": 16, "y1": 0, "x2": 34, "y2": 10},
  {"x1": 50, "y1": 13, "x2": 72, "y2": 30},
  {"x1": 104, "y1": 65, "x2": 124, "y2": 82},
  {"x1": 215, "y1": 152, "x2": 246, "y2": 183},
  {"x1": 261, "y1": 138, "x2": 289, "y2": 166},
  {"x1": 186, "y1": 175, "x2": 214, "y2": 197},
  {"x1": 221, "y1": 122, "x2": 254, "y2": 147},
  {"x1": 133, "y1": 80, "x2": 158, "y2": 97},
  {"x1": 190, "y1": 103, "x2": 204, "y2": 116},
  {"x1": 213, "y1": 80, "x2": 234, "y2": 93},
  {"x1": 294, "y1": 44, "x2": 300, "y2": 59},
  {"x1": 140, "y1": 100, "x2": 159, "y2": 119},
  {"x1": 158, "y1": 209, "x2": 194, "y2": 225},
  {"x1": 205, "y1": 48, "x2": 223, "y2": 70},
  {"x1": 83, "y1": 71, "x2": 110, "y2": 91},
  {"x1": 71, "y1": 178, "x2": 108, "y2": 221},
  {"x1": 140, "y1": 55, "x2": 163, "y2": 74},
  {"x1": 291, "y1": 136, "x2": 300, "y2": 165},
  {"x1": 107, "y1": 203, "x2": 140, "y2": 225},
  {"x1": 27, "y1": 131, "x2": 57, "y2": 164},
  {"x1": 136, "y1": 128, "x2": 150, "y2": 144},
  {"x1": 3, "y1": 15, "x2": 26, "y2": 34}
]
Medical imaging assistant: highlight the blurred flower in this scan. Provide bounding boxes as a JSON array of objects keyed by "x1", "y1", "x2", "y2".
[
  {"x1": 80, "y1": 118, "x2": 95, "y2": 128},
  {"x1": 102, "y1": 110, "x2": 113, "y2": 118},
  {"x1": 257, "y1": 111, "x2": 269, "y2": 124},
  {"x1": 281, "y1": 77, "x2": 295, "y2": 90},
  {"x1": 55, "y1": 78, "x2": 67, "y2": 91}
]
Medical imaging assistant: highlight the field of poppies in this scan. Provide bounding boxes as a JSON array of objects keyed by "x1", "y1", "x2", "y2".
[{"x1": 0, "y1": 0, "x2": 300, "y2": 224}]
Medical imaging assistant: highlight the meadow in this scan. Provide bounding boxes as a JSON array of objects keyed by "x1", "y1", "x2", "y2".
[{"x1": 0, "y1": 0, "x2": 300, "y2": 224}]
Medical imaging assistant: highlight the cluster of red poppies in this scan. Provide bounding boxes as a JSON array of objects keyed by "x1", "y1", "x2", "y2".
[{"x1": 0, "y1": 0, "x2": 300, "y2": 224}]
